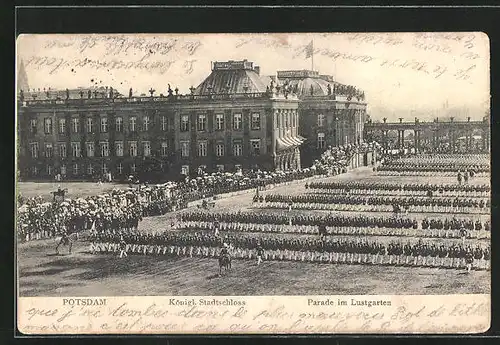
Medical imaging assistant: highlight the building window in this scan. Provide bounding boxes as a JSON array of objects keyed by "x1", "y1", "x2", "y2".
[
  {"x1": 131, "y1": 163, "x2": 136, "y2": 174},
  {"x1": 284, "y1": 113, "x2": 288, "y2": 128},
  {"x1": 115, "y1": 141, "x2": 123, "y2": 157},
  {"x1": 115, "y1": 117, "x2": 123, "y2": 132},
  {"x1": 250, "y1": 139, "x2": 261, "y2": 155},
  {"x1": 293, "y1": 112, "x2": 298, "y2": 127},
  {"x1": 72, "y1": 118, "x2": 79, "y2": 133},
  {"x1": 30, "y1": 142, "x2": 39, "y2": 158},
  {"x1": 30, "y1": 119, "x2": 37, "y2": 134},
  {"x1": 317, "y1": 114, "x2": 325, "y2": 127},
  {"x1": 198, "y1": 165, "x2": 207, "y2": 175},
  {"x1": 102, "y1": 162, "x2": 108, "y2": 174},
  {"x1": 45, "y1": 143, "x2": 53, "y2": 158},
  {"x1": 117, "y1": 163, "x2": 123, "y2": 175},
  {"x1": 47, "y1": 165, "x2": 53, "y2": 176},
  {"x1": 73, "y1": 163, "x2": 79, "y2": 175},
  {"x1": 87, "y1": 164, "x2": 94, "y2": 175},
  {"x1": 44, "y1": 118, "x2": 53, "y2": 134},
  {"x1": 161, "y1": 142, "x2": 168, "y2": 157},
  {"x1": 100, "y1": 141, "x2": 109, "y2": 157},
  {"x1": 58, "y1": 118, "x2": 66, "y2": 134},
  {"x1": 215, "y1": 114, "x2": 224, "y2": 130},
  {"x1": 71, "y1": 142, "x2": 81, "y2": 157},
  {"x1": 276, "y1": 113, "x2": 281, "y2": 128},
  {"x1": 86, "y1": 117, "x2": 93, "y2": 133},
  {"x1": 215, "y1": 143, "x2": 225, "y2": 157},
  {"x1": 198, "y1": 141, "x2": 207, "y2": 157},
  {"x1": 143, "y1": 141, "x2": 151, "y2": 157},
  {"x1": 233, "y1": 141, "x2": 242, "y2": 156},
  {"x1": 180, "y1": 115, "x2": 189, "y2": 132},
  {"x1": 233, "y1": 113, "x2": 242, "y2": 130},
  {"x1": 60, "y1": 164, "x2": 66, "y2": 176},
  {"x1": 216, "y1": 164, "x2": 224, "y2": 172},
  {"x1": 143, "y1": 115, "x2": 150, "y2": 131},
  {"x1": 129, "y1": 116, "x2": 137, "y2": 132},
  {"x1": 197, "y1": 114, "x2": 206, "y2": 131},
  {"x1": 181, "y1": 165, "x2": 189, "y2": 175},
  {"x1": 161, "y1": 116, "x2": 168, "y2": 131},
  {"x1": 317, "y1": 132, "x2": 326, "y2": 149},
  {"x1": 32, "y1": 166, "x2": 38, "y2": 175},
  {"x1": 180, "y1": 141, "x2": 190, "y2": 157},
  {"x1": 129, "y1": 141, "x2": 137, "y2": 157},
  {"x1": 59, "y1": 143, "x2": 67, "y2": 158},
  {"x1": 251, "y1": 113, "x2": 261, "y2": 130},
  {"x1": 86, "y1": 142, "x2": 95, "y2": 157},
  {"x1": 100, "y1": 117, "x2": 108, "y2": 133}
]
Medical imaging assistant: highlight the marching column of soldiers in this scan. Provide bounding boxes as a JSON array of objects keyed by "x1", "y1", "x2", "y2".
[
  {"x1": 307, "y1": 181, "x2": 490, "y2": 194},
  {"x1": 178, "y1": 219, "x2": 490, "y2": 239},
  {"x1": 179, "y1": 211, "x2": 491, "y2": 231},
  {"x1": 263, "y1": 194, "x2": 489, "y2": 213},
  {"x1": 88, "y1": 230, "x2": 491, "y2": 270}
]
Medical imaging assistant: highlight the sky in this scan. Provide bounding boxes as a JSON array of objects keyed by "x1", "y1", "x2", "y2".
[{"x1": 16, "y1": 33, "x2": 490, "y2": 121}]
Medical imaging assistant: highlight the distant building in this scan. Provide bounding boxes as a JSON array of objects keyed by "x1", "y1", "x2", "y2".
[
  {"x1": 17, "y1": 59, "x2": 29, "y2": 93},
  {"x1": 276, "y1": 70, "x2": 367, "y2": 167},
  {"x1": 16, "y1": 59, "x2": 367, "y2": 181}
]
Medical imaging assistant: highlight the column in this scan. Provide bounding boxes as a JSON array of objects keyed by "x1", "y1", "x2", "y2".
[{"x1": 295, "y1": 148, "x2": 301, "y2": 169}]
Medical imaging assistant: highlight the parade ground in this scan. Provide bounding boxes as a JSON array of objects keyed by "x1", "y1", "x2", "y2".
[{"x1": 17, "y1": 167, "x2": 490, "y2": 296}]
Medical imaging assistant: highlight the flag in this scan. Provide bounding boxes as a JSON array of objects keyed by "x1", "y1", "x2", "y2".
[{"x1": 305, "y1": 40, "x2": 314, "y2": 58}]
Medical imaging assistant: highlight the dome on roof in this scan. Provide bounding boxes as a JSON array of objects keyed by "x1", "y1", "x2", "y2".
[
  {"x1": 285, "y1": 77, "x2": 332, "y2": 97},
  {"x1": 195, "y1": 69, "x2": 267, "y2": 95}
]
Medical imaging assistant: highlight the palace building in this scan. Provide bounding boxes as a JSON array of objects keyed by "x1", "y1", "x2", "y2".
[{"x1": 16, "y1": 59, "x2": 367, "y2": 181}]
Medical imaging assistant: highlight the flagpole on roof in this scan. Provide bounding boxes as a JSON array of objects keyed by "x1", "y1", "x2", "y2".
[{"x1": 311, "y1": 38, "x2": 314, "y2": 71}]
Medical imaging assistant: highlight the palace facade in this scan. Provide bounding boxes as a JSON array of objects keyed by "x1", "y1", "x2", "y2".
[{"x1": 17, "y1": 60, "x2": 367, "y2": 181}]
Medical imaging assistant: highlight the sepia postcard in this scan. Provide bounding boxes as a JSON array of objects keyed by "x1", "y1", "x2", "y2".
[{"x1": 15, "y1": 32, "x2": 490, "y2": 334}]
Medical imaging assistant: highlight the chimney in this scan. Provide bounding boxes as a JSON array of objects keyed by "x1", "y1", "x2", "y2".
[{"x1": 254, "y1": 65, "x2": 260, "y2": 75}]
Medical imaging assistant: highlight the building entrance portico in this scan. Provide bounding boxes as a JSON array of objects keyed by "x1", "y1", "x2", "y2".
[{"x1": 275, "y1": 147, "x2": 301, "y2": 171}]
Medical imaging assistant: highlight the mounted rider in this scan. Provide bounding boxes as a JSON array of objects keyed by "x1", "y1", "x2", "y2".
[{"x1": 220, "y1": 242, "x2": 230, "y2": 259}]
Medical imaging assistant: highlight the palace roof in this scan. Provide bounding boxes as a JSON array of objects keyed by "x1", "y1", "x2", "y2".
[{"x1": 195, "y1": 60, "x2": 268, "y2": 95}]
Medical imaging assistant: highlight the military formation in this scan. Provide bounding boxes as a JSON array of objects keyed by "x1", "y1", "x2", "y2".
[
  {"x1": 89, "y1": 230, "x2": 490, "y2": 270},
  {"x1": 178, "y1": 219, "x2": 490, "y2": 239},
  {"x1": 307, "y1": 181, "x2": 490, "y2": 194},
  {"x1": 377, "y1": 153, "x2": 489, "y2": 173},
  {"x1": 179, "y1": 210, "x2": 491, "y2": 231},
  {"x1": 262, "y1": 193, "x2": 489, "y2": 212}
]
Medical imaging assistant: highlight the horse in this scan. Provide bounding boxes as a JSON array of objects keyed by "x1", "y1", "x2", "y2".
[
  {"x1": 55, "y1": 233, "x2": 76, "y2": 255},
  {"x1": 51, "y1": 188, "x2": 68, "y2": 202},
  {"x1": 218, "y1": 254, "x2": 231, "y2": 276}
]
